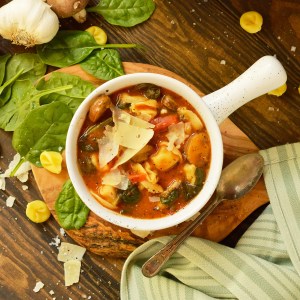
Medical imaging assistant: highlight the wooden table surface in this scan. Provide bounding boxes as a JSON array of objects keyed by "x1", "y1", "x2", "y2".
[{"x1": 0, "y1": 0, "x2": 299, "y2": 299}]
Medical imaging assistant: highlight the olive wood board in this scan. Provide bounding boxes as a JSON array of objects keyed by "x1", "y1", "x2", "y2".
[{"x1": 32, "y1": 62, "x2": 269, "y2": 258}]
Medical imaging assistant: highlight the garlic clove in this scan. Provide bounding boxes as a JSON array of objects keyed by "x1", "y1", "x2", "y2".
[{"x1": 0, "y1": 0, "x2": 59, "y2": 47}]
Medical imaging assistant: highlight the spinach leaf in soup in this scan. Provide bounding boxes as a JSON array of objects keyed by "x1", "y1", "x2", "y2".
[
  {"x1": 87, "y1": 0, "x2": 156, "y2": 27},
  {"x1": 0, "y1": 54, "x2": 11, "y2": 85},
  {"x1": 0, "y1": 80, "x2": 72, "y2": 131},
  {"x1": 12, "y1": 101, "x2": 73, "y2": 167},
  {"x1": 80, "y1": 49, "x2": 125, "y2": 80},
  {"x1": 55, "y1": 179, "x2": 90, "y2": 230},
  {"x1": 36, "y1": 72, "x2": 95, "y2": 112}
]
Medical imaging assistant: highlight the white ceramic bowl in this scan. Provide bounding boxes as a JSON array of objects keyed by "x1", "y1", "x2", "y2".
[{"x1": 66, "y1": 56, "x2": 286, "y2": 231}]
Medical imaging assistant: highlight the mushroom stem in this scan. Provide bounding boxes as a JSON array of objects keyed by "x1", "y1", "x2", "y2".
[{"x1": 73, "y1": 9, "x2": 87, "y2": 23}]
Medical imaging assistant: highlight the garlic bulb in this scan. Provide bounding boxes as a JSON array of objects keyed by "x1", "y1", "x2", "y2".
[{"x1": 0, "y1": 0, "x2": 59, "y2": 47}]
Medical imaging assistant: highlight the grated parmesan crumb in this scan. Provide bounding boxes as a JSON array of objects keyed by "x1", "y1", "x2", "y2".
[
  {"x1": 6, "y1": 196, "x2": 16, "y2": 207},
  {"x1": 49, "y1": 235, "x2": 61, "y2": 248},
  {"x1": 22, "y1": 185, "x2": 28, "y2": 190},
  {"x1": 220, "y1": 60, "x2": 226, "y2": 65},
  {"x1": 291, "y1": 46, "x2": 296, "y2": 52},
  {"x1": 60, "y1": 228, "x2": 66, "y2": 237},
  {"x1": 33, "y1": 281, "x2": 44, "y2": 293}
]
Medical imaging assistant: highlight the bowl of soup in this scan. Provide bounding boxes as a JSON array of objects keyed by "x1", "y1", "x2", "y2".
[{"x1": 66, "y1": 56, "x2": 286, "y2": 231}]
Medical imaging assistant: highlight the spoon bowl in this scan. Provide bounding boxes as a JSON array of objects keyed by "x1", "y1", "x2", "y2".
[{"x1": 141, "y1": 153, "x2": 265, "y2": 277}]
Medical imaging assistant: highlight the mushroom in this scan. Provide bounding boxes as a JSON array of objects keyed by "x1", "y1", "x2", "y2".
[
  {"x1": 88, "y1": 94, "x2": 112, "y2": 123},
  {"x1": 46, "y1": 0, "x2": 89, "y2": 23},
  {"x1": 184, "y1": 132, "x2": 210, "y2": 168}
]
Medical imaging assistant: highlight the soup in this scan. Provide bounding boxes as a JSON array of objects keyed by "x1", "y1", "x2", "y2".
[{"x1": 77, "y1": 83, "x2": 211, "y2": 219}]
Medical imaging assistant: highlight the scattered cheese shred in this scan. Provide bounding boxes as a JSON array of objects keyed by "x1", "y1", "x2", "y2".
[
  {"x1": 64, "y1": 260, "x2": 81, "y2": 287},
  {"x1": 33, "y1": 281, "x2": 44, "y2": 293},
  {"x1": 57, "y1": 242, "x2": 87, "y2": 287},
  {"x1": 0, "y1": 153, "x2": 31, "y2": 190},
  {"x1": 6, "y1": 196, "x2": 16, "y2": 207},
  {"x1": 57, "y1": 242, "x2": 86, "y2": 262}
]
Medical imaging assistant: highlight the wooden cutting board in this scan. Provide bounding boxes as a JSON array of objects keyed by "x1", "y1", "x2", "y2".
[{"x1": 32, "y1": 62, "x2": 269, "y2": 258}]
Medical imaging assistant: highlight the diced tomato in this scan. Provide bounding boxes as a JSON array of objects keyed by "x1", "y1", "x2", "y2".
[
  {"x1": 128, "y1": 173, "x2": 147, "y2": 183},
  {"x1": 152, "y1": 114, "x2": 179, "y2": 132}
]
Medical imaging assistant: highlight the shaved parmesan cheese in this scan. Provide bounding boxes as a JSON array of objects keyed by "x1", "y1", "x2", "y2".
[
  {"x1": 98, "y1": 106, "x2": 154, "y2": 169},
  {"x1": 64, "y1": 260, "x2": 81, "y2": 287},
  {"x1": 33, "y1": 281, "x2": 44, "y2": 293},
  {"x1": 6, "y1": 196, "x2": 16, "y2": 207},
  {"x1": 112, "y1": 107, "x2": 131, "y2": 124},
  {"x1": 114, "y1": 148, "x2": 141, "y2": 168},
  {"x1": 98, "y1": 126, "x2": 119, "y2": 168},
  {"x1": 113, "y1": 107, "x2": 154, "y2": 128},
  {"x1": 130, "y1": 229, "x2": 152, "y2": 239},
  {"x1": 166, "y1": 122, "x2": 185, "y2": 151},
  {"x1": 57, "y1": 242, "x2": 86, "y2": 262},
  {"x1": 115, "y1": 121, "x2": 153, "y2": 149},
  {"x1": 130, "y1": 114, "x2": 155, "y2": 129},
  {"x1": 102, "y1": 168, "x2": 129, "y2": 190}
]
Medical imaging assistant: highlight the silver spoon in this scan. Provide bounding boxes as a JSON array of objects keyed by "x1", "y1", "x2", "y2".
[{"x1": 142, "y1": 153, "x2": 264, "y2": 278}]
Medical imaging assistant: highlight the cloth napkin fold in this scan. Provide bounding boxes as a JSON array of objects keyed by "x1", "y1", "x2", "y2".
[{"x1": 121, "y1": 143, "x2": 300, "y2": 300}]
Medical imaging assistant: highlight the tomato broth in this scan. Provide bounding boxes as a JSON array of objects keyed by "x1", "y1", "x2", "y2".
[{"x1": 77, "y1": 83, "x2": 211, "y2": 219}]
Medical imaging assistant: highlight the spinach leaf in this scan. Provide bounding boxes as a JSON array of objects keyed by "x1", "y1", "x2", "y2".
[
  {"x1": 0, "y1": 53, "x2": 46, "y2": 108},
  {"x1": 0, "y1": 54, "x2": 11, "y2": 85},
  {"x1": 55, "y1": 179, "x2": 90, "y2": 230},
  {"x1": 80, "y1": 49, "x2": 125, "y2": 80},
  {"x1": 36, "y1": 72, "x2": 95, "y2": 112},
  {"x1": 119, "y1": 184, "x2": 141, "y2": 204},
  {"x1": 0, "y1": 80, "x2": 72, "y2": 131},
  {"x1": 0, "y1": 80, "x2": 40, "y2": 131},
  {"x1": 37, "y1": 30, "x2": 138, "y2": 68},
  {"x1": 182, "y1": 182, "x2": 201, "y2": 201},
  {"x1": 0, "y1": 69, "x2": 24, "y2": 107},
  {"x1": 12, "y1": 101, "x2": 73, "y2": 167},
  {"x1": 4, "y1": 53, "x2": 46, "y2": 82},
  {"x1": 88, "y1": 0, "x2": 156, "y2": 27},
  {"x1": 160, "y1": 189, "x2": 179, "y2": 205},
  {"x1": 37, "y1": 31, "x2": 100, "y2": 68}
]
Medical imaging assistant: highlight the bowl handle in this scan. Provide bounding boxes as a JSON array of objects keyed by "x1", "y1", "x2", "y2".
[{"x1": 202, "y1": 56, "x2": 287, "y2": 124}]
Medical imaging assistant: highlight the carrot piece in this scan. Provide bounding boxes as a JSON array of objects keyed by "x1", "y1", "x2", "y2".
[
  {"x1": 152, "y1": 114, "x2": 179, "y2": 131},
  {"x1": 128, "y1": 173, "x2": 147, "y2": 183}
]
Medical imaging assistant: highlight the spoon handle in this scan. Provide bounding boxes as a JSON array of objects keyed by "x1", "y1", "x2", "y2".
[{"x1": 141, "y1": 195, "x2": 222, "y2": 278}]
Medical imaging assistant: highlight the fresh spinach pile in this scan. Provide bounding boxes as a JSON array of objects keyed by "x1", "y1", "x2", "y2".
[
  {"x1": 0, "y1": 53, "x2": 96, "y2": 229},
  {"x1": 36, "y1": 30, "x2": 135, "y2": 80},
  {"x1": 87, "y1": 0, "x2": 156, "y2": 27}
]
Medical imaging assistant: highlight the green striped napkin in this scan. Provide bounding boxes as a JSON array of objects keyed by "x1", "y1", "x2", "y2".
[{"x1": 121, "y1": 143, "x2": 300, "y2": 300}]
